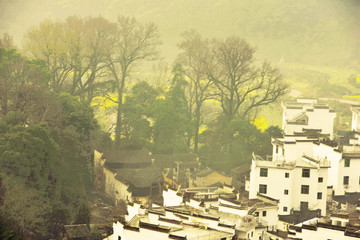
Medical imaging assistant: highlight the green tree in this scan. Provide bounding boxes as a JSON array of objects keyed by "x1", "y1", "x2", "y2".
[
  {"x1": 0, "y1": 177, "x2": 50, "y2": 239},
  {"x1": 122, "y1": 81, "x2": 158, "y2": 149},
  {"x1": 74, "y1": 201, "x2": 91, "y2": 225},
  {"x1": 0, "y1": 48, "x2": 26, "y2": 117},
  {"x1": 201, "y1": 118, "x2": 274, "y2": 170},
  {"x1": 152, "y1": 66, "x2": 192, "y2": 153}
]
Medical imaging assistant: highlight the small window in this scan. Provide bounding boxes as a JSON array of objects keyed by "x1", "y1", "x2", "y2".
[
  {"x1": 302, "y1": 169, "x2": 310, "y2": 178},
  {"x1": 284, "y1": 189, "x2": 289, "y2": 195},
  {"x1": 282, "y1": 148, "x2": 285, "y2": 156},
  {"x1": 118, "y1": 237, "x2": 121, "y2": 240},
  {"x1": 343, "y1": 176, "x2": 349, "y2": 185},
  {"x1": 344, "y1": 158, "x2": 350, "y2": 167},
  {"x1": 285, "y1": 172, "x2": 289, "y2": 178},
  {"x1": 251, "y1": 231, "x2": 254, "y2": 237},
  {"x1": 260, "y1": 168, "x2": 268, "y2": 177},
  {"x1": 259, "y1": 184, "x2": 267, "y2": 194},
  {"x1": 300, "y1": 201, "x2": 309, "y2": 211},
  {"x1": 283, "y1": 206, "x2": 288, "y2": 212},
  {"x1": 255, "y1": 212, "x2": 259, "y2": 217},
  {"x1": 317, "y1": 192, "x2": 322, "y2": 199},
  {"x1": 301, "y1": 185, "x2": 309, "y2": 194},
  {"x1": 262, "y1": 211, "x2": 267, "y2": 217},
  {"x1": 276, "y1": 145, "x2": 279, "y2": 153},
  {"x1": 318, "y1": 177, "x2": 323, "y2": 183}
]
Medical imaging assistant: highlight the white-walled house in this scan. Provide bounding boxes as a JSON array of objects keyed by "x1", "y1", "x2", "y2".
[
  {"x1": 290, "y1": 208, "x2": 360, "y2": 240},
  {"x1": 271, "y1": 134, "x2": 318, "y2": 162},
  {"x1": 102, "y1": 171, "x2": 280, "y2": 240},
  {"x1": 162, "y1": 187, "x2": 183, "y2": 207},
  {"x1": 312, "y1": 141, "x2": 360, "y2": 196},
  {"x1": 282, "y1": 99, "x2": 336, "y2": 139},
  {"x1": 249, "y1": 154, "x2": 329, "y2": 216},
  {"x1": 351, "y1": 105, "x2": 360, "y2": 132},
  {"x1": 270, "y1": 132, "x2": 360, "y2": 197}
]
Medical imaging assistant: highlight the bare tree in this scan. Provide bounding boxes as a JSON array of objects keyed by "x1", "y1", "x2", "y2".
[
  {"x1": 207, "y1": 37, "x2": 288, "y2": 121},
  {"x1": 177, "y1": 30, "x2": 214, "y2": 153},
  {"x1": 105, "y1": 16, "x2": 161, "y2": 146},
  {"x1": 23, "y1": 16, "x2": 115, "y2": 102},
  {"x1": 24, "y1": 20, "x2": 70, "y2": 92},
  {"x1": 0, "y1": 33, "x2": 14, "y2": 49}
]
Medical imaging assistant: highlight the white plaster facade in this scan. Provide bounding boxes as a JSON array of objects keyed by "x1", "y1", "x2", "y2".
[
  {"x1": 351, "y1": 105, "x2": 360, "y2": 131},
  {"x1": 312, "y1": 143, "x2": 360, "y2": 196},
  {"x1": 249, "y1": 155, "x2": 329, "y2": 216},
  {"x1": 282, "y1": 99, "x2": 336, "y2": 139},
  {"x1": 103, "y1": 167, "x2": 132, "y2": 204},
  {"x1": 292, "y1": 223, "x2": 360, "y2": 240},
  {"x1": 162, "y1": 188, "x2": 183, "y2": 207},
  {"x1": 271, "y1": 135, "x2": 316, "y2": 162}
]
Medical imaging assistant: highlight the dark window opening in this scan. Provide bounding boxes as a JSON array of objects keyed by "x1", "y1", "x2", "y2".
[
  {"x1": 302, "y1": 169, "x2": 310, "y2": 178},
  {"x1": 260, "y1": 168, "x2": 268, "y2": 177},
  {"x1": 259, "y1": 184, "x2": 267, "y2": 194},
  {"x1": 301, "y1": 185, "x2": 309, "y2": 194},
  {"x1": 317, "y1": 192, "x2": 322, "y2": 199},
  {"x1": 344, "y1": 158, "x2": 350, "y2": 167}
]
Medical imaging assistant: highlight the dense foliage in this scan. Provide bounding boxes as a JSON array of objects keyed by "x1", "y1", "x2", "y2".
[
  {"x1": 0, "y1": 13, "x2": 289, "y2": 237},
  {"x1": 0, "y1": 45, "x2": 99, "y2": 239}
]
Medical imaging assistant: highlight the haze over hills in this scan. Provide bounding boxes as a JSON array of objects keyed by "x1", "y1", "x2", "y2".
[{"x1": 1, "y1": 0, "x2": 358, "y2": 68}]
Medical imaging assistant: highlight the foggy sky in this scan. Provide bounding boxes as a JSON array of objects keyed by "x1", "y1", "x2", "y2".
[{"x1": 0, "y1": 0, "x2": 359, "y2": 67}]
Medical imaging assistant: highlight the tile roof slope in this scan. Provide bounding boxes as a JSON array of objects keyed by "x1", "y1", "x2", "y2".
[
  {"x1": 102, "y1": 149, "x2": 151, "y2": 163},
  {"x1": 191, "y1": 167, "x2": 216, "y2": 177},
  {"x1": 152, "y1": 153, "x2": 198, "y2": 168},
  {"x1": 278, "y1": 209, "x2": 321, "y2": 225},
  {"x1": 115, "y1": 166, "x2": 163, "y2": 188}
]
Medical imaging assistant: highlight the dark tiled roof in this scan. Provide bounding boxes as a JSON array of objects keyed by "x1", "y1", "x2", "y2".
[
  {"x1": 191, "y1": 167, "x2": 215, "y2": 177},
  {"x1": 333, "y1": 192, "x2": 360, "y2": 205},
  {"x1": 152, "y1": 153, "x2": 198, "y2": 168},
  {"x1": 102, "y1": 149, "x2": 152, "y2": 164},
  {"x1": 279, "y1": 209, "x2": 321, "y2": 224},
  {"x1": 139, "y1": 221, "x2": 170, "y2": 233},
  {"x1": 115, "y1": 166, "x2": 163, "y2": 188},
  {"x1": 342, "y1": 152, "x2": 360, "y2": 158}
]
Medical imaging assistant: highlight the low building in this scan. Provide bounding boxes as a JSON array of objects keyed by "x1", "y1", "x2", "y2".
[
  {"x1": 95, "y1": 149, "x2": 163, "y2": 207},
  {"x1": 189, "y1": 167, "x2": 232, "y2": 188},
  {"x1": 152, "y1": 153, "x2": 200, "y2": 188},
  {"x1": 281, "y1": 99, "x2": 336, "y2": 139},
  {"x1": 351, "y1": 105, "x2": 360, "y2": 132},
  {"x1": 277, "y1": 209, "x2": 321, "y2": 231}
]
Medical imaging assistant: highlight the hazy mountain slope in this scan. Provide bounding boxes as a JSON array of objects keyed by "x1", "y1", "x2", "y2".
[{"x1": 1, "y1": 0, "x2": 358, "y2": 67}]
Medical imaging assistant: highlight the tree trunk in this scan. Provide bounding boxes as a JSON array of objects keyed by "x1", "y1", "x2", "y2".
[
  {"x1": 115, "y1": 69, "x2": 126, "y2": 147},
  {"x1": 115, "y1": 89, "x2": 123, "y2": 146},
  {"x1": 194, "y1": 106, "x2": 201, "y2": 153}
]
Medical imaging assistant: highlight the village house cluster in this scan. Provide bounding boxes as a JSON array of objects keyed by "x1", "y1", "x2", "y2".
[{"x1": 90, "y1": 99, "x2": 360, "y2": 240}]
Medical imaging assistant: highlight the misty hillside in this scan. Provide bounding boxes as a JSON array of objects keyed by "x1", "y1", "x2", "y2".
[{"x1": 1, "y1": 0, "x2": 358, "y2": 67}]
